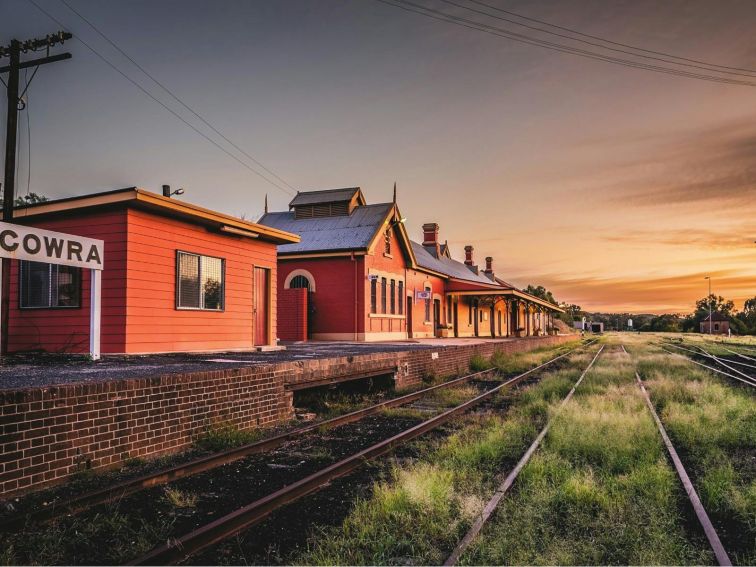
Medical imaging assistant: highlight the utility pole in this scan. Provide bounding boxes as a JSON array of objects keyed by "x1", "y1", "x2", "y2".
[
  {"x1": 0, "y1": 32, "x2": 72, "y2": 354},
  {"x1": 704, "y1": 276, "x2": 712, "y2": 335}
]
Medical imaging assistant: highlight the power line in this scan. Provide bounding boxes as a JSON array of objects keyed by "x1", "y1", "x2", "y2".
[
  {"x1": 443, "y1": 0, "x2": 756, "y2": 78},
  {"x1": 57, "y1": 0, "x2": 298, "y2": 193},
  {"x1": 25, "y1": 0, "x2": 296, "y2": 196},
  {"x1": 465, "y1": 0, "x2": 756, "y2": 76},
  {"x1": 376, "y1": 0, "x2": 756, "y2": 87}
]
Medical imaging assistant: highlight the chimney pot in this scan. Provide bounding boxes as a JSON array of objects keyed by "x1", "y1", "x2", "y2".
[
  {"x1": 422, "y1": 222, "x2": 441, "y2": 257},
  {"x1": 485, "y1": 256, "x2": 493, "y2": 274},
  {"x1": 464, "y1": 245, "x2": 474, "y2": 266},
  {"x1": 422, "y1": 223, "x2": 439, "y2": 245}
]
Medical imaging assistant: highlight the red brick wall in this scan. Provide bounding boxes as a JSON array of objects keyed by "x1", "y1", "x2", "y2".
[
  {"x1": 0, "y1": 367, "x2": 293, "y2": 496},
  {"x1": 0, "y1": 334, "x2": 573, "y2": 497},
  {"x1": 278, "y1": 288, "x2": 308, "y2": 341}
]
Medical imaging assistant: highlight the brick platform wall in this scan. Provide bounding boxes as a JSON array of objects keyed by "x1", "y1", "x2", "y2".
[
  {"x1": 278, "y1": 288, "x2": 308, "y2": 342},
  {"x1": 0, "y1": 334, "x2": 573, "y2": 496}
]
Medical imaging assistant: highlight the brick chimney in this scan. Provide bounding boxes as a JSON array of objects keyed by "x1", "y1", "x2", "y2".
[
  {"x1": 422, "y1": 223, "x2": 440, "y2": 257},
  {"x1": 484, "y1": 256, "x2": 493, "y2": 276},
  {"x1": 464, "y1": 245, "x2": 474, "y2": 266}
]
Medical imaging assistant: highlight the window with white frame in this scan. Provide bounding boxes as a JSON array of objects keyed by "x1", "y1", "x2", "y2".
[{"x1": 176, "y1": 251, "x2": 224, "y2": 310}]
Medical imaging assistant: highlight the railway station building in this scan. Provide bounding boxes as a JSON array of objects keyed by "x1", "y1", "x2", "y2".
[
  {"x1": 6, "y1": 187, "x2": 299, "y2": 354},
  {"x1": 259, "y1": 187, "x2": 561, "y2": 341}
]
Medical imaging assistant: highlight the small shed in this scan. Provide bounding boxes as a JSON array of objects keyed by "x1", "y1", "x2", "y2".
[{"x1": 699, "y1": 312, "x2": 730, "y2": 335}]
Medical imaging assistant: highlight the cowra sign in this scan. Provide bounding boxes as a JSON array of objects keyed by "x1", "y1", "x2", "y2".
[
  {"x1": 0, "y1": 222, "x2": 104, "y2": 270},
  {"x1": 0, "y1": 221, "x2": 105, "y2": 359}
]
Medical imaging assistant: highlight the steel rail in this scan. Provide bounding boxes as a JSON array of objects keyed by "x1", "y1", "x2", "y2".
[
  {"x1": 1, "y1": 366, "x2": 505, "y2": 530},
  {"x1": 721, "y1": 345, "x2": 756, "y2": 363},
  {"x1": 129, "y1": 341, "x2": 596, "y2": 566},
  {"x1": 443, "y1": 344, "x2": 605, "y2": 566},
  {"x1": 697, "y1": 346, "x2": 756, "y2": 382},
  {"x1": 3, "y1": 340, "x2": 584, "y2": 530},
  {"x1": 635, "y1": 371, "x2": 732, "y2": 566},
  {"x1": 659, "y1": 347, "x2": 756, "y2": 389},
  {"x1": 664, "y1": 341, "x2": 756, "y2": 370}
]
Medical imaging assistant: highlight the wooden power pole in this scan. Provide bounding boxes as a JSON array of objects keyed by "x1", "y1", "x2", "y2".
[{"x1": 0, "y1": 32, "x2": 72, "y2": 354}]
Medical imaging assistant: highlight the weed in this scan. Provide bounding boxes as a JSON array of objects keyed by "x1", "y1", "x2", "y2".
[
  {"x1": 194, "y1": 423, "x2": 265, "y2": 452},
  {"x1": 469, "y1": 354, "x2": 492, "y2": 372},
  {"x1": 163, "y1": 486, "x2": 198, "y2": 508}
]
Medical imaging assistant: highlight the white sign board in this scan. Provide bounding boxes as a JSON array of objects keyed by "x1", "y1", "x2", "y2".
[
  {"x1": 0, "y1": 222, "x2": 104, "y2": 360},
  {"x1": 0, "y1": 222, "x2": 104, "y2": 270},
  {"x1": 416, "y1": 290, "x2": 431, "y2": 300}
]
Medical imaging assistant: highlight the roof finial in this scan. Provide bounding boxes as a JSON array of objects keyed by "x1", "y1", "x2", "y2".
[
  {"x1": 392, "y1": 181, "x2": 397, "y2": 204},
  {"x1": 264, "y1": 193, "x2": 268, "y2": 214}
]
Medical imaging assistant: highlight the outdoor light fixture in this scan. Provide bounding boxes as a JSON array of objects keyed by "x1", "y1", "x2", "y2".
[{"x1": 161, "y1": 184, "x2": 185, "y2": 198}]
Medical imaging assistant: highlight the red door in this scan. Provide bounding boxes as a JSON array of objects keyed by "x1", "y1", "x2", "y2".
[{"x1": 254, "y1": 267, "x2": 269, "y2": 346}]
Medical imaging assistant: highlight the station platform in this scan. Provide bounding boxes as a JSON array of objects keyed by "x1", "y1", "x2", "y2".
[{"x1": 0, "y1": 334, "x2": 574, "y2": 496}]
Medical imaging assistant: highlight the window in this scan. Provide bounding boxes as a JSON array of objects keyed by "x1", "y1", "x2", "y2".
[
  {"x1": 370, "y1": 277, "x2": 377, "y2": 313},
  {"x1": 176, "y1": 251, "x2": 224, "y2": 310},
  {"x1": 290, "y1": 275, "x2": 311, "y2": 291},
  {"x1": 398, "y1": 281, "x2": 404, "y2": 315},
  {"x1": 381, "y1": 277, "x2": 387, "y2": 314},
  {"x1": 384, "y1": 230, "x2": 391, "y2": 255},
  {"x1": 468, "y1": 301, "x2": 473, "y2": 325},
  {"x1": 424, "y1": 286, "x2": 431, "y2": 322},
  {"x1": 714, "y1": 323, "x2": 720, "y2": 331},
  {"x1": 390, "y1": 280, "x2": 396, "y2": 314},
  {"x1": 447, "y1": 299, "x2": 452, "y2": 324},
  {"x1": 20, "y1": 261, "x2": 80, "y2": 308},
  {"x1": 480, "y1": 310, "x2": 484, "y2": 322}
]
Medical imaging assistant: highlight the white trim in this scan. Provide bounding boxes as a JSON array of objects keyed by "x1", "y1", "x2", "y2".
[
  {"x1": 89, "y1": 269, "x2": 102, "y2": 360},
  {"x1": 368, "y1": 313, "x2": 406, "y2": 320},
  {"x1": 284, "y1": 268, "x2": 316, "y2": 292}
]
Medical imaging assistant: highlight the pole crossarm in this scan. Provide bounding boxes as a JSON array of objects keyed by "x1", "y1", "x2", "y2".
[
  {"x1": 0, "y1": 52, "x2": 72, "y2": 74},
  {"x1": 0, "y1": 32, "x2": 72, "y2": 58}
]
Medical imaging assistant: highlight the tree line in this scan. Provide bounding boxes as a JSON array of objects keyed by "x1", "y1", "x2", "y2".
[{"x1": 523, "y1": 284, "x2": 756, "y2": 335}]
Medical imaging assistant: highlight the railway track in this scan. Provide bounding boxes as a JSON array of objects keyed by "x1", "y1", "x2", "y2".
[
  {"x1": 660, "y1": 342, "x2": 756, "y2": 389},
  {"x1": 444, "y1": 343, "x2": 736, "y2": 566},
  {"x1": 0, "y1": 361, "x2": 507, "y2": 530},
  {"x1": 444, "y1": 344, "x2": 605, "y2": 565},
  {"x1": 126, "y1": 341, "x2": 597, "y2": 565},
  {"x1": 634, "y1": 370, "x2": 732, "y2": 566}
]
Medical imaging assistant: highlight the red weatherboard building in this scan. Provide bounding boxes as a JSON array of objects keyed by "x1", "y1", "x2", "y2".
[
  {"x1": 8, "y1": 188, "x2": 299, "y2": 354},
  {"x1": 260, "y1": 188, "x2": 561, "y2": 341}
]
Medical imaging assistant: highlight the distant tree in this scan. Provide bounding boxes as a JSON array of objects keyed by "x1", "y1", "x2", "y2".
[
  {"x1": 695, "y1": 294, "x2": 734, "y2": 316},
  {"x1": 0, "y1": 193, "x2": 48, "y2": 209},
  {"x1": 522, "y1": 284, "x2": 557, "y2": 305},
  {"x1": 739, "y1": 296, "x2": 756, "y2": 334}
]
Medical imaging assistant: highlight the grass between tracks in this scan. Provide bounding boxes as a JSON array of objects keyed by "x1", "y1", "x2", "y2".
[
  {"x1": 628, "y1": 335, "x2": 756, "y2": 565},
  {"x1": 296, "y1": 344, "x2": 596, "y2": 565},
  {"x1": 462, "y1": 342, "x2": 711, "y2": 565},
  {"x1": 298, "y1": 339, "x2": 715, "y2": 566}
]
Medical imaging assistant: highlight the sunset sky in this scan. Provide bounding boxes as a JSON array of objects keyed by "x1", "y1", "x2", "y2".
[{"x1": 2, "y1": 0, "x2": 755, "y2": 314}]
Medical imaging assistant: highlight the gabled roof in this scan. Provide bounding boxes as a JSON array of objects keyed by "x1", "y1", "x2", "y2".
[
  {"x1": 411, "y1": 241, "x2": 499, "y2": 287},
  {"x1": 288, "y1": 187, "x2": 365, "y2": 208},
  {"x1": 13, "y1": 187, "x2": 300, "y2": 245},
  {"x1": 702, "y1": 312, "x2": 729, "y2": 322},
  {"x1": 260, "y1": 203, "x2": 394, "y2": 254}
]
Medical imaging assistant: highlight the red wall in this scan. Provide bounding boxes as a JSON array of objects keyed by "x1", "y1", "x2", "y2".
[
  {"x1": 8, "y1": 206, "x2": 281, "y2": 354},
  {"x1": 278, "y1": 288, "x2": 307, "y2": 341},
  {"x1": 277, "y1": 256, "x2": 363, "y2": 339},
  {"x1": 8, "y1": 209, "x2": 128, "y2": 354},
  {"x1": 123, "y1": 208, "x2": 278, "y2": 353}
]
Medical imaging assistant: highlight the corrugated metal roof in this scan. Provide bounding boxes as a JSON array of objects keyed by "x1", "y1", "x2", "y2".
[
  {"x1": 259, "y1": 203, "x2": 392, "y2": 253},
  {"x1": 288, "y1": 188, "x2": 361, "y2": 208},
  {"x1": 411, "y1": 241, "x2": 498, "y2": 286}
]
